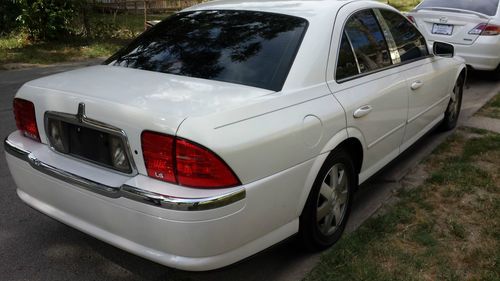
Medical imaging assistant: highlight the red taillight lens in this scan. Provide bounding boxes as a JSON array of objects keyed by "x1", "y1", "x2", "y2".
[
  {"x1": 407, "y1": 15, "x2": 416, "y2": 24},
  {"x1": 141, "y1": 131, "x2": 176, "y2": 183},
  {"x1": 13, "y1": 98, "x2": 40, "y2": 142},
  {"x1": 176, "y1": 138, "x2": 240, "y2": 188},
  {"x1": 141, "y1": 131, "x2": 240, "y2": 189},
  {"x1": 482, "y1": 24, "x2": 500, "y2": 35},
  {"x1": 469, "y1": 23, "x2": 500, "y2": 36}
]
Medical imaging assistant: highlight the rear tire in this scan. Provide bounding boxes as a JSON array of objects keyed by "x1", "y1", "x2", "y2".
[
  {"x1": 439, "y1": 75, "x2": 464, "y2": 131},
  {"x1": 298, "y1": 148, "x2": 356, "y2": 250}
]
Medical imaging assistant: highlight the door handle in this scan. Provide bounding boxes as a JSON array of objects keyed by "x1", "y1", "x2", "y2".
[
  {"x1": 411, "y1": 80, "x2": 423, "y2": 90},
  {"x1": 353, "y1": 105, "x2": 373, "y2": 118}
]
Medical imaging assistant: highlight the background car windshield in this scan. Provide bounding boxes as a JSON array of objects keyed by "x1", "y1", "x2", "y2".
[
  {"x1": 106, "y1": 10, "x2": 308, "y2": 91},
  {"x1": 418, "y1": 0, "x2": 500, "y2": 16}
]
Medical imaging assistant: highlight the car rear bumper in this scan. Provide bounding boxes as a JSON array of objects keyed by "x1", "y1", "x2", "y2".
[
  {"x1": 428, "y1": 37, "x2": 500, "y2": 71},
  {"x1": 4, "y1": 131, "x2": 300, "y2": 271}
]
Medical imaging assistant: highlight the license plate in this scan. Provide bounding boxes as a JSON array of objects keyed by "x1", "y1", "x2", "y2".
[{"x1": 432, "y1": 23, "x2": 453, "y2": 35}]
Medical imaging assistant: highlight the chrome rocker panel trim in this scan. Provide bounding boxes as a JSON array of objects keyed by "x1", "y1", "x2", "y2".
[{"x1": 4, "y1": 138, "x2": 245, "y2": 211}]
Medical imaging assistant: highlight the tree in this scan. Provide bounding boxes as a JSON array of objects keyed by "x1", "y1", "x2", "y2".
[
  {"x1": 0, "y1": 0, "x2": 21, "y2": 35},
  {"x1": 16, "y1": 0, "x2": 76, "y2": 41}
]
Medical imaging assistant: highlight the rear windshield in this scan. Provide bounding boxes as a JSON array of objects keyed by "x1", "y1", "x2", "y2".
[
  {"x1": 106, "y1": 10, "x2": 308, "y2": 91},
  {"x1": 418, "y1": 0, "x2": 499, "y2": 16}
]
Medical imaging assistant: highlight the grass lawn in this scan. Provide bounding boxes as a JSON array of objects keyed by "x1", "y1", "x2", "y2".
[
  {"x1": 476, "y1": 94, "x2": 500, "y2": 119},
  {"x1": 0, "y1": 13, "x2": 169, "y2": 68},
  {"x1": 305, "y1": 127, "x2": 500, "y2": 281},
  {"x1": 380, "y1": 0, "x2": 421, "y2": 11}
]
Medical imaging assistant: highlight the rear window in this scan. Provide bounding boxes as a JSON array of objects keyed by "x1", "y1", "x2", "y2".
[
  {"x1": 106, "y1": 10, "x2": 308, "y2": 91},
  {"x1": 418, "y1": 0, "x2": 499, "y2": 16}
]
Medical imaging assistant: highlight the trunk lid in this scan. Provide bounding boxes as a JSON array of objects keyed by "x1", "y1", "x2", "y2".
[
  {"x1": 23, "y1": 65, "x2": 273, "y2": 136},
  {"x1": 410, "y1": 9, "x2": 491, "y2": 45}
]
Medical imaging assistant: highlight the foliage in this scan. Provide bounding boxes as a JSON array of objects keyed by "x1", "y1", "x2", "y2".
[
  {"x1": 0, "y1": 0, "x2": 21, "y2": 35},
  {"x1": 15, "y1": 0, "x2": 77, "y2": 41}
]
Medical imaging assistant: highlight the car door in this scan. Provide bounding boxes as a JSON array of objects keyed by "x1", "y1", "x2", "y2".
[
  {"x1": 376, "y1": 9, "x2": 454, "y2": 151},
  {"x1": 327, "y1": 7, "x2": 409, "y2": 183}
]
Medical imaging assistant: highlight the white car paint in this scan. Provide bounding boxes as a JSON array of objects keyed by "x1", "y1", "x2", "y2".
[
  {"x1": 4, "y1": 0, "x2": 465, "y2": 271},
  {"x1": 407, "y1": 0, "x2": 500, "y2": 71}
]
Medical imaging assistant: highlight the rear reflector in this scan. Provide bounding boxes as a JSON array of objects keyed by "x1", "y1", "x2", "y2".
[
  {"x1": 469, "y1": 23, "x2": 500, "y2": 36},
  {"x1": 13, "y1": 98, "x2": 40, "y2": 142},
  {"x1": 141, "y1": 131, "x2": 240, "y2": 188}
]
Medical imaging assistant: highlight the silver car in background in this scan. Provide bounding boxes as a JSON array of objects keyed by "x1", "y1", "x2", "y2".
[{"x1": 407, "y1": 0, "x2": 500, "y2": 77}]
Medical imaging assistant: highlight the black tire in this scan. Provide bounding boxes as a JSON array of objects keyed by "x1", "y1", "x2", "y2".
[
  {"x1": 439, "y1": 74, "x2": 464, "y2": 131},
  {"x1": 492, "y1": 64, "x2": 500, "y2": 81},
  {"x1": 298, "y1": 148, "x2": 356, "y2": 250}
]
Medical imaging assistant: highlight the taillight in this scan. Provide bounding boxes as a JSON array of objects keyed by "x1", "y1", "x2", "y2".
[
  {"x1": 469, "y1": 23, "x2": 500, "y2": 36},
  {"x1": 13, "y1": 98, "x2": 40, "y2": 142},
  {"x1": 407, "y1": 15, "x2": 416, "y2": 25},
  {"x1": 141, "y1": 131, "x2": 240, "y2": 189},
  {"x1": 176, "y1": 138, "x2": 240, "y2": 188},
  {"x1": 141, "y1": 131, "x2": 176, "y2": 183}
]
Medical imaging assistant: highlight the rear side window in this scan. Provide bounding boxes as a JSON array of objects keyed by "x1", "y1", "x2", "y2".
[
  {"x1": 344, "y1": 10, "x2": 392, "y2": 74},
  {"x1": 106, "y1": 11, "x2": 308, "y2": 91},
  {"x1": 336, "y1": 32, "x2": 359, "y2": 80},
  {"x1": 379, "y1": 9, "x2": 429, "y2": 62},
  {"x1": 418, "y1": 0, "x2": 499, "y2": 16}
]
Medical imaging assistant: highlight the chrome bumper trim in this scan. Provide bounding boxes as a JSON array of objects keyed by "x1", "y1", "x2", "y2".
[{"x1": 4, "y1": 138, "x2": 245, "y2": 211}]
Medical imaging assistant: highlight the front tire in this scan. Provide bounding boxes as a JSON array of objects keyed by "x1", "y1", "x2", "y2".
[
  {"x1": 299, "y1": 148, "x2": 356, "y2": 250},
  {"x1": 439, "y1": 75, "x2": 464, "y2": 131},
  {"x1": 492, "y1": 64, "x2": 500, "y2": 81}
]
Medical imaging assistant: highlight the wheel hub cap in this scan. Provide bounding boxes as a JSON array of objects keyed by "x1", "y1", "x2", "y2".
[{"x1": 316, "y1": 163, "x2": 349, "y2": 236}]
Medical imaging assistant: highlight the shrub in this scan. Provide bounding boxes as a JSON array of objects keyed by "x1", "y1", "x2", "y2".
[
  {"x1": 16, "y1": 0, "x2": 76, "y2": 41},
  {"x1": 0, "y1": 0, "x2": 21, "y2": 35}
]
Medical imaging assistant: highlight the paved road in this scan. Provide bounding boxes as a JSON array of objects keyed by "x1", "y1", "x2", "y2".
[{"x1": 0, "y1": 65, "x2": 498, "y2": 281}]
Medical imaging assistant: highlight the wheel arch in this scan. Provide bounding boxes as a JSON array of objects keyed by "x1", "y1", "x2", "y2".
[
  {"x1": 296, "y1": 130, "x2": 365, "y2": 216},
  {"x1": 454, "y1": 64, "x2": 467, "y2": 90}
]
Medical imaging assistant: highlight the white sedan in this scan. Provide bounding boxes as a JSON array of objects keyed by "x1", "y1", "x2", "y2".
[
  {"x1": 407, "y1": 0, "x2": 500, "y2": 76},
  {"x1": 5, "y1": 0, "x2": 465, "y2": 271}
]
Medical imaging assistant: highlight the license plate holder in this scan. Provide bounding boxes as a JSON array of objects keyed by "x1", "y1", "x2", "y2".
[
  {"x1": 46, "y1": 116, "x2": 132, "y2": 174},
  {"x1": 432, "y1": 23, "x2": 453, "y2": 35}
]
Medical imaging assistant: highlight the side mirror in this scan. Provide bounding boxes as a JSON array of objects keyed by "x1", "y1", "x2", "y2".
[{"x1": 433, "y1": 42, "x2": 454, "y2": 58}]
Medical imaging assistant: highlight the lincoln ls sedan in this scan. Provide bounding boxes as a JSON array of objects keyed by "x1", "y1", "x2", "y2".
[{"x1": 4, "y1": 0, "x2": 466, "y2": 271}]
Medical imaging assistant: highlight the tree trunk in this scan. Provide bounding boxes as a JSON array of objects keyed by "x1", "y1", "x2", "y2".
[{"x1": 82, "y1": 4, "x2": 91, "y2": 39}]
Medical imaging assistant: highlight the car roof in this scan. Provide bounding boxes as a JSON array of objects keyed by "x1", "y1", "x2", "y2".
[{"x1": 185, "y1": 0, "x2": 359, "y2": 21}]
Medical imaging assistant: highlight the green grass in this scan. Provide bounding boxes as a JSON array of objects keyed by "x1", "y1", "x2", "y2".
[
  {"x1": 476, "y1": 94, "x2": 500, "y2": 119},
  {"x1": 305, "y1": 129, "x2": 500, "y2": 281},
  {"x1": 0, "y1": 36, "x2": 125, "y2": 66},
  {"x1": 379, "y1": 0, "x2": 422, "y2": 11},
  {"x1": 0, "y1": 13, "x2": 170, "y2": 68}
]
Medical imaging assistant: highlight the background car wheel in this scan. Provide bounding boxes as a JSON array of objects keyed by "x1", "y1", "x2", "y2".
[
  {"x1": 299, "y1": 148, "x2": 356, "y2": 250},
  {"x1": 439, "y1": 75, "x2": 464, "y2": 131},
  {"x1": 492, "y1": 64, "x2": 500, "y2": 81}
]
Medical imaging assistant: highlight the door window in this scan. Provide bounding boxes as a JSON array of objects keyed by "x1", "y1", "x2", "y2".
[
  {"x1": 344, "y1": 10, "x2": 392, "y2": 73},
  {"x1": 379, "y1": 9, "x2": 429, "y2": 62},
  {"x1": 336, "y1": 32, "x2": 359, "y2": 80}
]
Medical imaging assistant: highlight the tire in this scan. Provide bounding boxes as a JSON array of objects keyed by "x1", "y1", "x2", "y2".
[
  {"x1": 298, "y1": 148, "x2": 356, "y2": 250},
  {"x1": 492, "y1": 64, "x2": 500, "y2": 81},
  {"x1": 439, "y1": 74, "x2": 464, "y2": 131}
]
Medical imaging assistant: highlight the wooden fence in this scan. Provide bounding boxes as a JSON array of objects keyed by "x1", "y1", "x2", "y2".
[{"x1": 90, "y1": 0, "x2": 204, "y2": 13}]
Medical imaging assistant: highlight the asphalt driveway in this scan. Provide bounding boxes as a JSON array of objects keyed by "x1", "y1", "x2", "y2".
[{"x1": 0, "y1": 64, "x2": 498, "y2": 281}]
